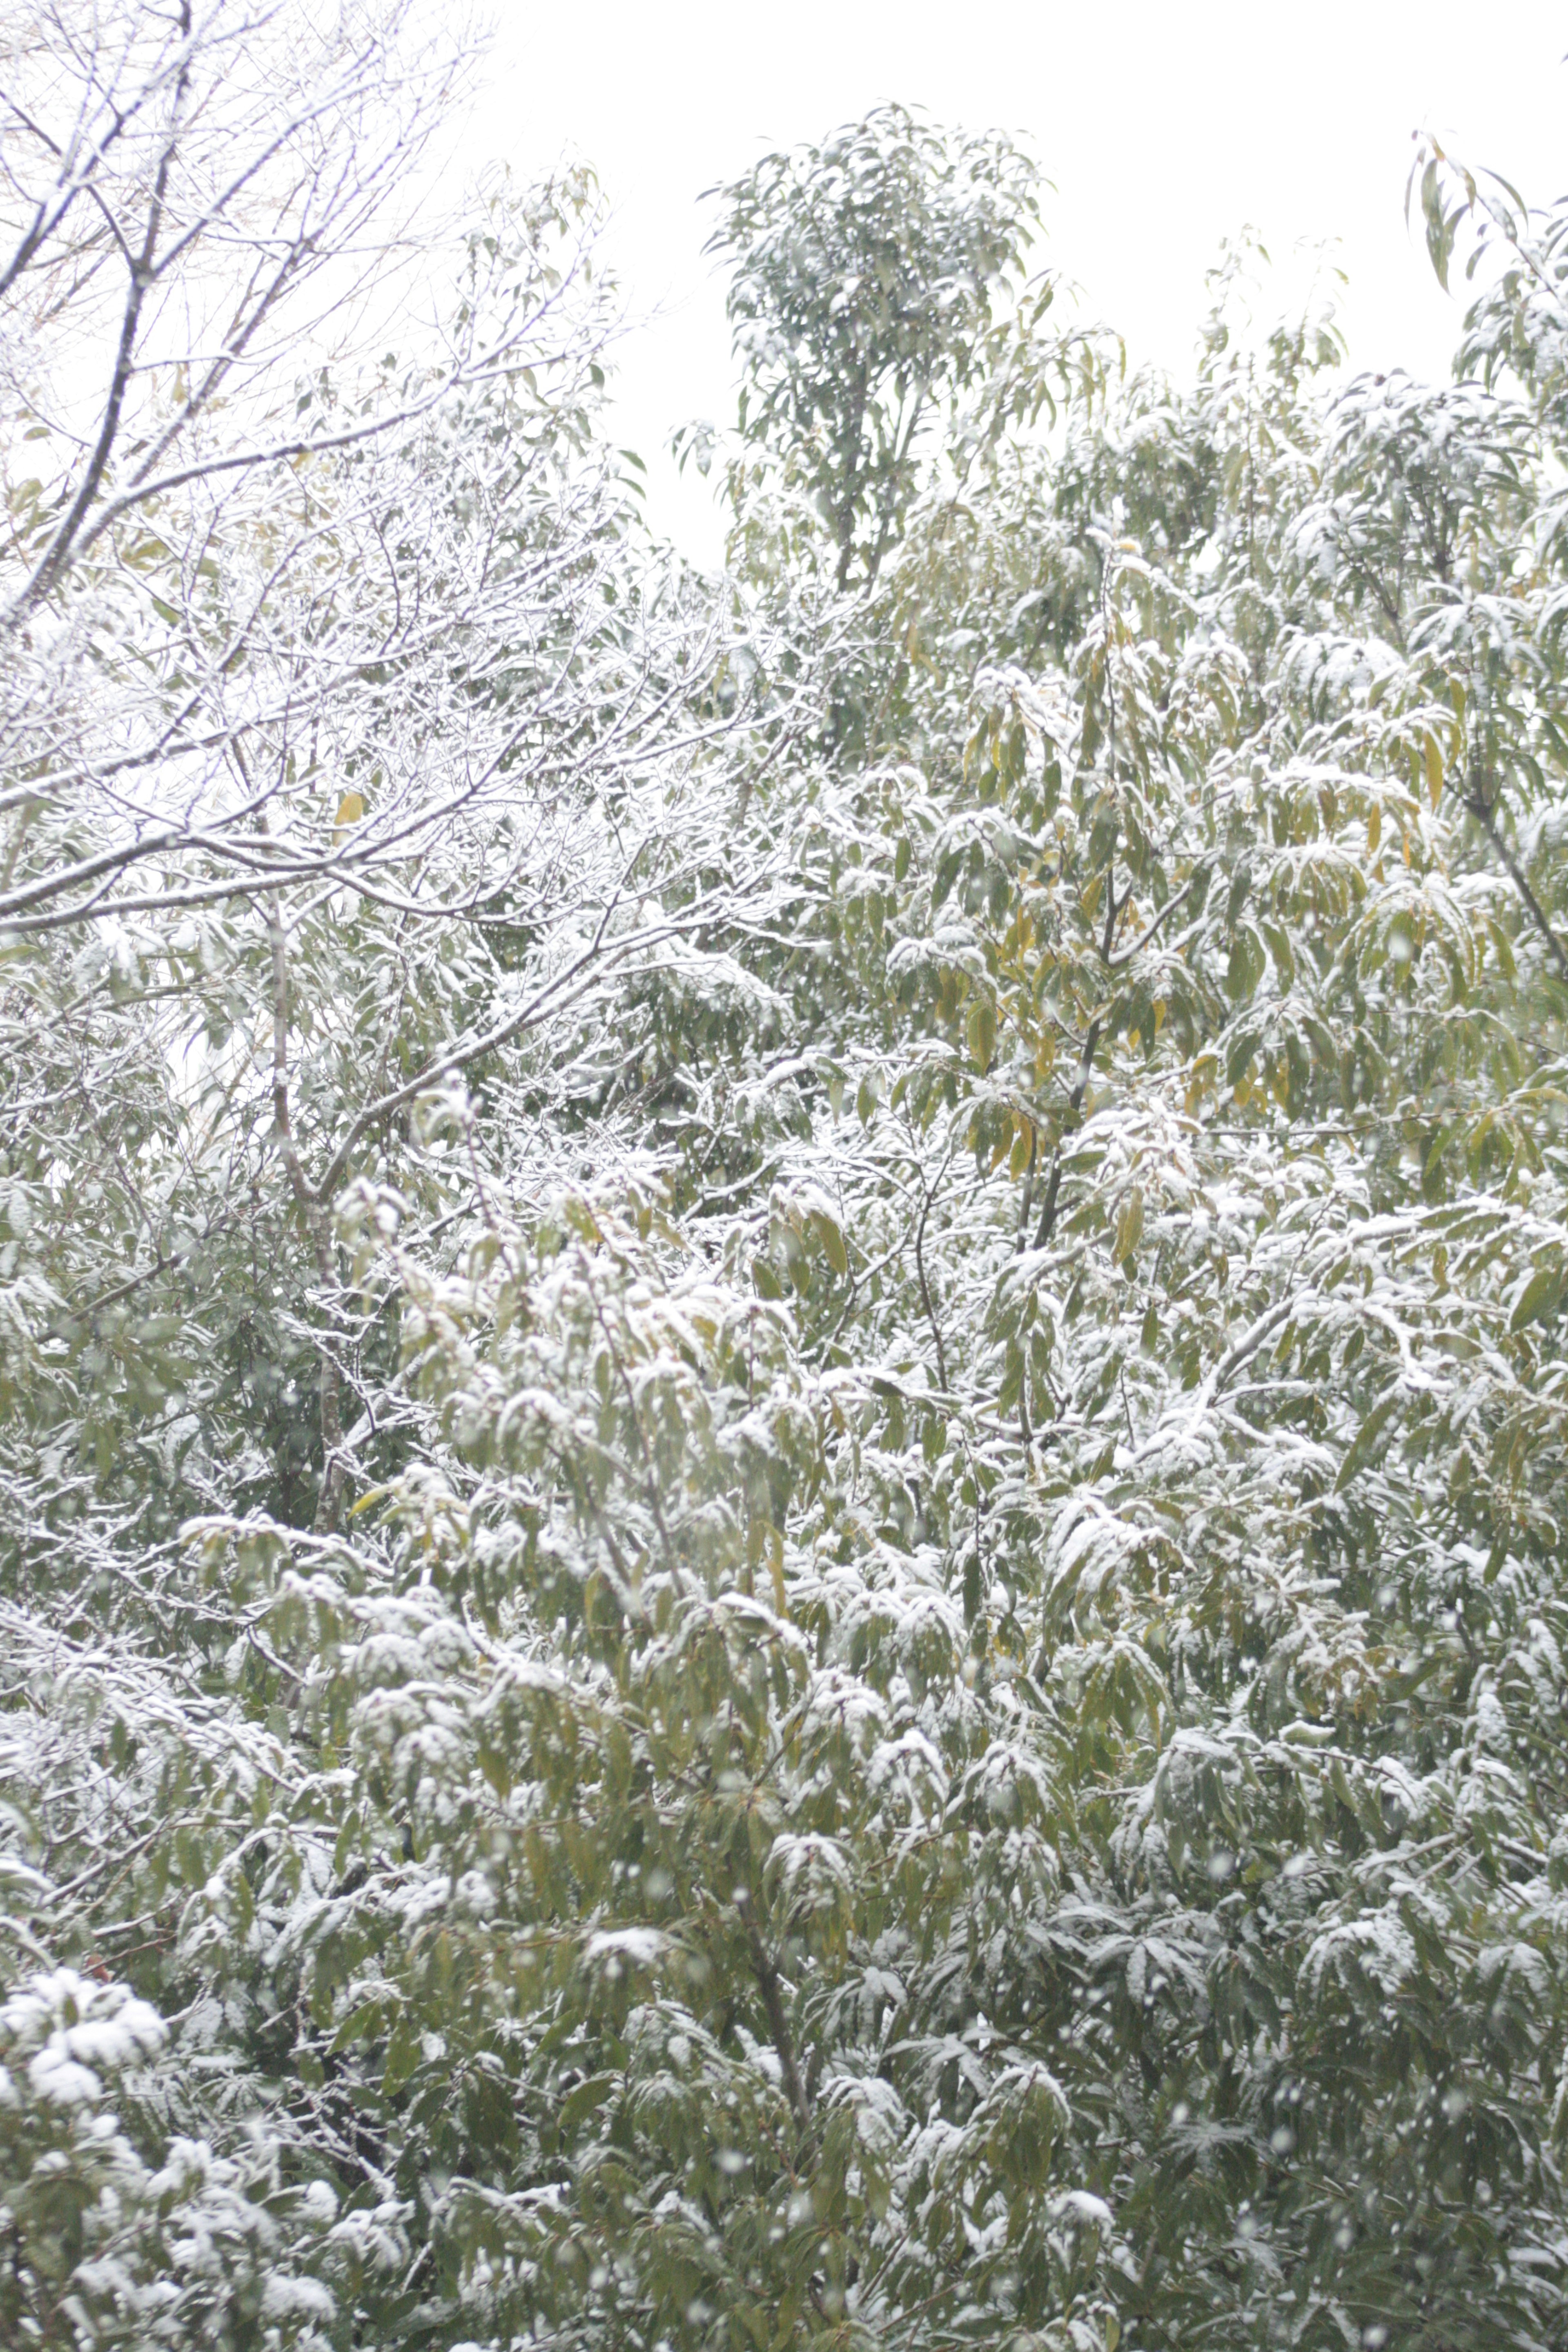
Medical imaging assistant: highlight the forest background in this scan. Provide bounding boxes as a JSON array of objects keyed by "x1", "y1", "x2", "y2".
[{"x1": 4, "y1": 6, "x2": 1568, "y2": 2352}]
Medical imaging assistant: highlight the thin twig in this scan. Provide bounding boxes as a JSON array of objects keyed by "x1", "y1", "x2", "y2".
[
  {"x1": 1465, "y1": 777, "x2": 1568, "y2": 988},
  {"x1": 734, "y1": 1886, "x2": 811, "y2": 2134},
  {"x1": 913, "y1": 1143, "x2": 955, "y2": 1394}
]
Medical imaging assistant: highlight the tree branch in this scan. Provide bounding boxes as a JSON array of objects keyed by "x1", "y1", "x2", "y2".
[
  {"x1": 265, "y1": 893, "x2": 347, "y2": 1535},
  {"x1": 913, "y1": 1145, "x2": 953, "y2": 1394},
  {"x1": 1101, "y1": 876, "x2": 1199, "y2": 970},
  {"x1": 734, "y1": 1886, "x2": 810, "y2": 2134},
  {"x1": 12, "y1": 0, "x2": 194, "y2": 617},
  {"x1": 1465, "y1": 775, "x2": 1568, "y2": 989}
]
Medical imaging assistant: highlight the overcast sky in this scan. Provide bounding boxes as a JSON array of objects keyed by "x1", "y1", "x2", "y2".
[{"x1": 466, "y1": 2, "x2": 1568, "y2": 560}]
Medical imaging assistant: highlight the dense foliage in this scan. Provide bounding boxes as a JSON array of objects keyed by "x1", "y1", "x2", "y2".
[{"x1": 4, "y1": 12, "x2": 1568, "y2": 2352}]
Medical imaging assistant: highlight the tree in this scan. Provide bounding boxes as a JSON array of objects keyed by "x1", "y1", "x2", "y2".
[
  {"x1": 0, "y1": 9, "x2": 793, "y2": 2340},
  {"x1": 266, "y1": 131, "x2": 1568, "y2": 2352},
  {"x1": 705, "y1": 105, "x2": 1046, "y2": 590},
  {"x1": 0, "y1": 0, "x2": 790, "y2": 1530},
  {"x1": 6, "y1": 60, "x2": 1568, "y2": 2352}
]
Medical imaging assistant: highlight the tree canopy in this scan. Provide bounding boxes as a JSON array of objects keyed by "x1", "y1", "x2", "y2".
[{"x1": 3, "y1": 13, "x2": 1568, "y2": 2352}]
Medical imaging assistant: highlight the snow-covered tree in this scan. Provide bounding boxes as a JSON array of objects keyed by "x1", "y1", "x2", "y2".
[{"x1": 5, "y1": 56, "x2": 1568, "y2": 2352}]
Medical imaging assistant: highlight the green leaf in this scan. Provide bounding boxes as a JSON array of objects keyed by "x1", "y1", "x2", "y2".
[
  {"x1": 559, "y1": 2072, "x2": 615, "y2": 2137},
  {"x1": 753, "y1": 1256, "x2": 784, "y2": 1301},
  {"x1": 331, "y1": 1998, "x2": 385, "y2": 2054},
  {"x1": 1334, "y1": 1391, "x2": 1401, "y2": 1492},
  {"x1": 811, "y1": 1209, "x2": 849, "y2": 1275},
  {"x1": 1225, "y1": 1027, "x2": 1259, "y2": 1089},
  {"x1": 1509, "y1": 1263, "x2": 1560, "y2": 1332},
  {"x1": 383, "y1": 2011, "x2": 419, "y2": 2096}
]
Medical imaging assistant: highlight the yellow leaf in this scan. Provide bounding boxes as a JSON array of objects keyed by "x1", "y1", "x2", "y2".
[
  {"x1": 1424, "y1": 734, "x2": 1444, "y2": 811},
  {"x1": 1114, "y1": 1187, "x2": 1144, "y2": 1265},
  {"x1": 966, "y1": 996, "x2": 997, "y2": 1071},
  {"x1": 334, "y1": 790, "x2": 365, "y2": 840}
]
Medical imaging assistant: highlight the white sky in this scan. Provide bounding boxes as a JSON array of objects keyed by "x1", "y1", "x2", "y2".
[{"x1": 466, "y1": 1, "x2": 1568, "y2": 562}]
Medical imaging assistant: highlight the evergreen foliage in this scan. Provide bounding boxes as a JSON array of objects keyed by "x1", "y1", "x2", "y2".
[{"x1": 3, "y1": 13, "x2": 1568, "y2": 2352}]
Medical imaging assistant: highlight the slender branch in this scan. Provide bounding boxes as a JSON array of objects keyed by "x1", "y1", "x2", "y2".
[
  {"x1": 734, "y1": 1886, "x2": 810, "y2": 2134},
  {"x1": 0, "y1": 31, "x2": 175, "y2": 303},
  {"x1": 1031, "y1": 1020, "x2": 1099, "y2": 1251},
  {"x1": 54, "y1": 335, "x2": 594, "y2": 587},
  {"x1": 72, "y1": 1212, "x2": 238, "y2": 1318},
  {"x1": 306, "y1": 888, "x2": 749, "y2": 1210},
  {"x1": 265, "y1": 893, "x2": 347, "y2": 1534},
  {"x1": 1465, "y1": 775, "x2": 1568, "y2": 988},
  {"x1": 1209, "y1": 1297, "x2": 1294, "y2": 1401},
  {"x1": 11, "y1": 1, "x2": 194, "y2": 617},
  {"x1": 0, "y1": 1912, "x2": 55, "y2": 1967},
  {"x1": 1100, "y1": 865, "x2": 1126, "y2": 962},
  {"x1": 579, "y1": 1258, "x2": 683, "y2": 1587},
  {"x1": 864, "y1": 383, "x2": 925, "y2": 589},
  {"x1": 912, "y1": 1143, "x2": 954, "y2": 1394},
  {"x1": 1014, "y1": 1121, "x2": 1037, "y2": 1254},
  {"x1": 1102, "y1": 876, "x2": 1198, "y2": 970},
  {"x1": 1069, "y1": 1019, "x2": 1101, "y2": 1115},
  {"x1": 1030, "y1": 1155, "x2": 1063, "y2": 1253}
]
